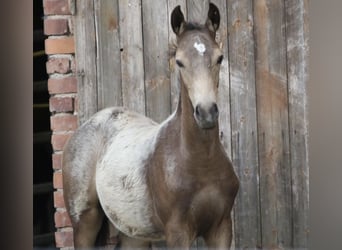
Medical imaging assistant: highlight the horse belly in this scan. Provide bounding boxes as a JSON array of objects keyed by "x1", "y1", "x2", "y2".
[{"x1": 96, "y1": 124, "x2": 164, "y2": 240}]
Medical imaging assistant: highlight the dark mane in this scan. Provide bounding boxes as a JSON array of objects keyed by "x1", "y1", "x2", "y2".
[{"x1": 183, "y1": 22, "x2": 205, "y2": 31}]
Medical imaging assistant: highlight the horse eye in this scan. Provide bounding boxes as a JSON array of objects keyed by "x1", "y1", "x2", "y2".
[
  {"x1": 217, "y1": 55, "x2": 224, "y2": 65},
  {"x1": 176, "y1": 59, "x2": 185, "y2": 68}
]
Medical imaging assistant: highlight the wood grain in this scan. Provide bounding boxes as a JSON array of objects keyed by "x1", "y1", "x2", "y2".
[
  {"x1": 94, "y1": 0, "x2": 122, "y2": 109},
  {"x1": 186, "y1": 0, "x2": 209, "y2": 24},
  {"x1": 142, "y1": 0, "x2": 171, "y2": 122},
  {"x1": 74, "y1": 0, "x2": 98, "y2": 125},
  {"x1": 285, "y1": 0, "x2": 309, "y2": 247},
  {"x1": 254, "y1": 0, "x2": 292, "y2": 247},
  {"x1": 119, "y1": 0, "x2": 146, "y2": 115},
  {"x1": 227, "y1": 0, "x2": 261, "y2": 248}
]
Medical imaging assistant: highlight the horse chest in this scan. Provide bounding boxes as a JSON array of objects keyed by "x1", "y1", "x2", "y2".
[
  {"x1": 191, "y1": 184, "x2": 228, "y2": 229},
  {"x1": 152, "y1": 155, "x2": 232, "y2": 230}
]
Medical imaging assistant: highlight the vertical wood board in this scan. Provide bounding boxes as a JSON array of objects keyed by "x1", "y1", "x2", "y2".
[
  {"x1": 186, "y1": 0, "x2": 209, "y2": 24},
  {"x1": 285, "y1": 0, "x2": 309, "y2": 247},
  {"x1": 227, "y1": 0, "x2": 261, "y2": 248},
  {"x1": 142, "y1": 0, "x2": 171, "y2": 122},
  {"x1": 94, "y1": 0, "x2": 122, "y2": 109},
  {"x1": 119, "y1": 0, "x2": 146, "y2": 115},
  {"x1": 254, "y1": 0, "x2": 292, "y2": 247},
  {"x1": 75, "y1": 0, "x2": 98, "y2": 125}
]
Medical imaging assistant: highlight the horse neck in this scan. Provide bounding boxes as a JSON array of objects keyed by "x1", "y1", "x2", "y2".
[{"x1": 171, "y1": 78, "x2": 220, "y2": 157}]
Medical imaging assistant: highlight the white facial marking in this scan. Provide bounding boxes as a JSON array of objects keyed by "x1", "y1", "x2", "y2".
[{"x1": 194, "y1": 42, "x2": 206, "y2": 56}]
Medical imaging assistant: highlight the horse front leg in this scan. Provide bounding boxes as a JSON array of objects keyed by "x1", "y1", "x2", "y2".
[
  {"x1": 165, "y1": 218, "x2": 196, "y2": 250},
  {"x1": 118, "y1": 233, "x2": 151, "y2": 250},
  {"x1": 204, "y1": 216, "x2": 233, "y2": 250}
]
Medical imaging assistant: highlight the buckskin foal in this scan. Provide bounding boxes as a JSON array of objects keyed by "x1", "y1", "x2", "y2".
[{"x1": 63, "y1": 3, "x2": 239, "y2": 250}]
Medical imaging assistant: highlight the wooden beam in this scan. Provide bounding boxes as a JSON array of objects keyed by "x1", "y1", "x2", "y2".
[
  {"x1": 94, "y1": 0, "x2": 123, "y2": 109},
  {"x1": 142, "y1": 0, "x2": 171, "y2": 122},
  {"x1": 228, "y1": 0, "x2": 261, "y2": 248},
  {"x1": 119, "y1": 0, "x2": 146, "y2": 115},
  {"x1": 285, "y1": 0, "x2": 309, "y2": 247},
  {"x1": 254, "y1": 0, "x2": 292, "y2": 247},
  {"x1": 75, "y1": 0, "x2": 98, "y2": 124}
]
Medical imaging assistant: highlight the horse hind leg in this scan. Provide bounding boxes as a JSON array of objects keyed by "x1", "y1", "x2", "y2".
[{"x1": 71, "y1": 204, "x2": 105, "y2": 249}]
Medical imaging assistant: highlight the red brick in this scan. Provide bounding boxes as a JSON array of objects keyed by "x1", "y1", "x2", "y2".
[
  {"x1": 46, "y1": 57, "x2": 70, "y2": 74},
  {"x1": 44, "y1": 0, "x2": 72, "y2": 15},
  {"x1": 45, "y1": 37, "x2": 75, "y2": 54},
  {"x1": 48, "y1": 77, "x2": 77, "y2": 94},
  {"x1": 44, "y1": 18, "x2": 68, "y2": 35},
  {"x1": 50, "y1": 96, "x2": 74, "y2": 113},
  {"x1": 52, "y1": 153, "x2": 63, "y2": 170},
  {"x1": 51, "y1": 133, "x2": 73, "y2": 151},
  {"x1": 51, "y1": 114, "x2": 78, "y2": 131},
  {"x1": 55, "y1": 210, "x2": 72, "y2": 228},
  {"x1": 53, "y1": 171, "x2": 63, "y2": 189},
  {"x1": 55, "y1": 230, "x2": 74, "y2": 247},
  {"x1": 54, "y1": 190, "x2": 65, "y2": 208}
]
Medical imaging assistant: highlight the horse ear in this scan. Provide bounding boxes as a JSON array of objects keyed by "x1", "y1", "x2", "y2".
[
  {"x1": 206, "y1": 3, "x2": 220, "y2": 34},
  {"x1": 171, "y1": 5, "x2": 186, "y2": 36}
]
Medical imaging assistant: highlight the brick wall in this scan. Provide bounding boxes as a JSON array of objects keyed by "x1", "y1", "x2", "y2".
[{"x1": 43, "y1": 0, "x2": 76, "y2": 249}]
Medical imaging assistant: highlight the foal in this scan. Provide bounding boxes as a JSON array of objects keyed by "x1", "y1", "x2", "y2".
[{"x1": 63, "y1": 3, "x2": 239, "y2": 250}]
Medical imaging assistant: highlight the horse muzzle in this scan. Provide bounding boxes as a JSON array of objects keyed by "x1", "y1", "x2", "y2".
[{"x1": 194, "y1": 103, "x2": 219, "y2": 129}]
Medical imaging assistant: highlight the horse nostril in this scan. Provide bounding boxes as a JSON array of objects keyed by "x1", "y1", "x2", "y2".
[
  {"x1": 195, "y1": 105, "x2": 201, "y2": 116},
  {"x1": 213, "y1": 103, "x2": 218, "y2": 113},
  {"x1": 210, "y1": 103, "x2": 219, "y2": 117}
]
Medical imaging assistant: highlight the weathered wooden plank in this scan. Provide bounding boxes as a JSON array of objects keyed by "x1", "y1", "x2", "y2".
[
  {"x1": 75, "y1": 0, "x2": 97, "y2": 125},
  {"x1": 254, "y1": 0, "x2": 292, "y2": 248},
  {"x1": 118, "y1": 0, "x2": 146, "y2": 115},
  {"x1": 142, "y1": 0, "x2": 171, "y2": 122},
  {"x1": 186, "y1": 0, "x2": 209, "y2": 24},
  {"x1": 168, "y1": 0, "x2": 187, "y2": 112},
  {"x1": 94, "y1": 0, "x2": 122, "y2": 109},
  {"x1": 227, "y1": 0, "x2": 261, "y2": 248},
  {"x1": 285, "y1": 0, "x2": 309, "y2": 248}
]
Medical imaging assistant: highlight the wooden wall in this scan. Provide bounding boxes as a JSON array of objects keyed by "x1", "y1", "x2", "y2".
[{"x1": 74, "y1": 0, "x2": 309, "y2": 248}]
